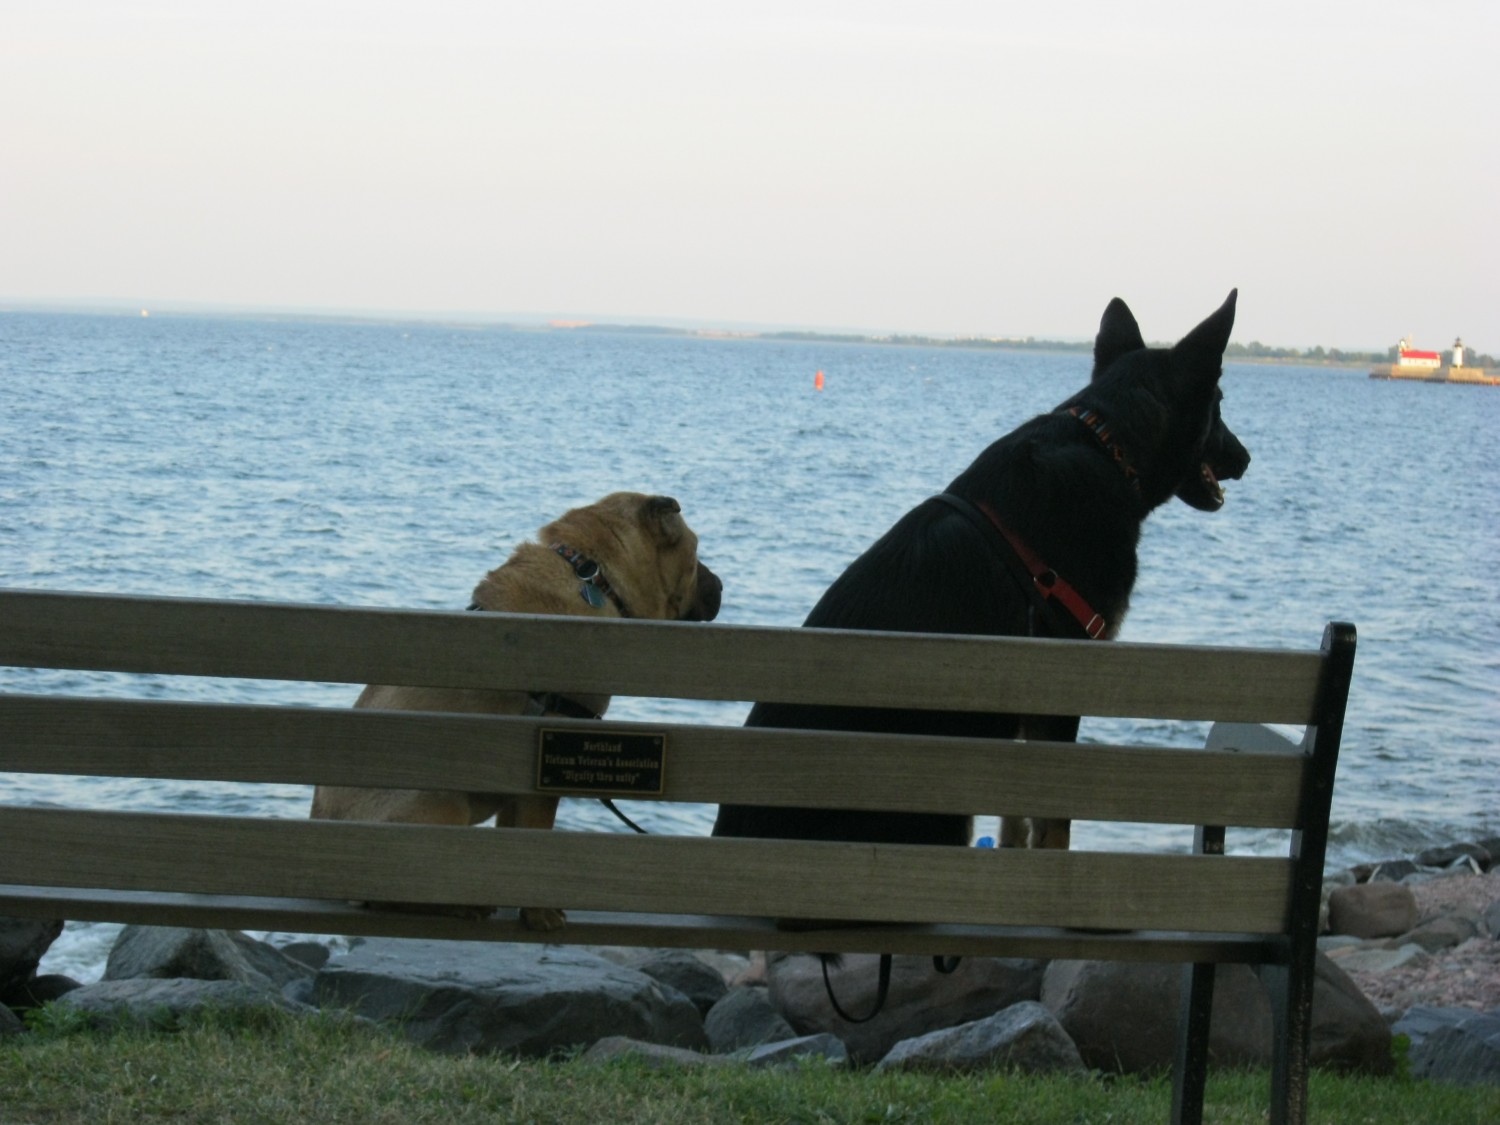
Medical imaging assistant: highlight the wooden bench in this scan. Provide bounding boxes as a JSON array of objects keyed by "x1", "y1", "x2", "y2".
[{"x1": 0, "y1": 588, "x2": 1355, "y2": 1125}]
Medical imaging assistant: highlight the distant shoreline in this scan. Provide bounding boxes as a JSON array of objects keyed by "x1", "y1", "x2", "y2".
[{"x1": 2, "y1": 302, "x2": 1487, "y2": 373}]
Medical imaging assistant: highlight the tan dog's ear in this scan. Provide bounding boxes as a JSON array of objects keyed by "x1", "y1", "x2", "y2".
[{"x1": 643, "y1": 495, "x2": 685, "y2": 544}]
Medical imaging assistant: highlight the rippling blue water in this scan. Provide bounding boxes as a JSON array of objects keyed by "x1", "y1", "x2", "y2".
[{"x1": 3, "y1": 311, "x2": 1497, "y2": 976}]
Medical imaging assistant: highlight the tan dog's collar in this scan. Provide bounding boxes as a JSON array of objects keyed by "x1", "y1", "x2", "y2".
[{"x1": 552, "y1": 543, "x2": 631, "y2": 617}]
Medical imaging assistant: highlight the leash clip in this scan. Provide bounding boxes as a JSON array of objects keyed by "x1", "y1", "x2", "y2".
[{"x1": 1033, "y1": 568, "x2": 1107, "y2": 639}]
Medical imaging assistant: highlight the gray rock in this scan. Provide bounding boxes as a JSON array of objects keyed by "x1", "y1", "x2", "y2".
[
  {"x1": 705, "y1": 985, "x2": 796, "y2": 1052},
  {"x1": 1040, "y1": 954, "x2": 1391, "y2": 1076},
  {"x1": 1327, "y1": 883, "x2": 1419, "y2": 938},
  {"x1": 313, "y1": 938, "x2": 705, "y2": 1057},
  {"x1": 735, "y1": 1033, "x2": 849, "y2": 1069},
  {"x1": 626, "y1": 949, "x2": 728, "y2": 1017},
  {"x1": 104, "y1": 926, "x2": 313, "y2": 991},
  {"x1": 1317, "y1": 935, "x2": 1366, "y2": 954},
  {"x1": 276, "y1": 940, "x2": 333, "y2": 971},
  {"x1": 1482, "y1": 901, "x2": 1500, "y2": 939},
  {"x1": 57, "y1": 978, "x2": 306, "y2": 1029},
  {"x1": 1369, "y1": 860, "x2": 1421, "y2": 882},
  {"x1": 1396, "y1": 1007, "x2": 1500, "y2": 1087},
  {"x1": 1401, "y1": 912, "x2": 1480, "y2": 952},
  {"x1": 1043, "y1": 960, "x2": 1271, "y2": 1073},
  {"x1": 1320, "y1": 869, "x2": 1358, "y2": 932},
  {"x1": 1324, "y1": 943, "x2": 1429, "y2": 974},
  {"x1": 1, "y1": 973, "x2": 82, "y2": 1014},
  {"x1": 1474, "y1": 839, "x2": 1500, "y2": 872},
  {"x1": 1393, "y1": 1004, "x2": 1482, "y2": 1049},
  {"x1": 1309, "y1": 954, "x2": 1397, "y2": 1075},
  {"x1": 0, "y1": 917, "x2": 64, "y2": 994},
  {"x1": 1416, "y1": 843, "x2": 1492, "y2": 871},
  {"x1": 877, "y1": 1001, "x2": 1085, "y2": 1075},
  {"x1": 1, "y1": 1003, "x2": 23, "y2": 1036},
  {"x1": 581, "y1": 1035, "x2": 725, "y2": 1068},
  {"x1": 768, "y1": 953, "x2": 1044, "y2": 1066}
]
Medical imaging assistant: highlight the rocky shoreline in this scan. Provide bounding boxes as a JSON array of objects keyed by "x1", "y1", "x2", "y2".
[{"x1": 3, "y1": 839, "x2": 1497, "y2": 1087}]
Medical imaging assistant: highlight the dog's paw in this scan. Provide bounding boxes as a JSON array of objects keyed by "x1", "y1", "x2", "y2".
[{"x1": 520, "y1": 907, "x2": 567, "y2": 932}]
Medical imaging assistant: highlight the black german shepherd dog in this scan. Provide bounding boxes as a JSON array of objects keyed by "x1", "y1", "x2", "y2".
[{"x1": 713, "y1": 290, "x2": 1250, "y2": 852}]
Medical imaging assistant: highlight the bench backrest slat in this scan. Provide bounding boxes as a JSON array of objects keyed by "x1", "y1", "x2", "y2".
[
  {"x1": 0, "y1": 694, "x2": 1306, "y2": 829},
  {"x1": 0, "y1": 807, "x2": 1293, "y2": 934},
  {"x1": 0, "y1": 589, "x2": 1323, "y2": 722}
]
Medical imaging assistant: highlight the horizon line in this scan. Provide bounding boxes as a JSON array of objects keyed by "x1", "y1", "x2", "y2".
[{"x1": 0, "y1": 295, "x2": 1464, "y2": 358}]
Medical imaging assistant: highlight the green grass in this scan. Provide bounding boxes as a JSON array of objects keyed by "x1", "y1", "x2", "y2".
[{"x1": 2, "y1": 1006, "x2": 1496, "y2": 1125}]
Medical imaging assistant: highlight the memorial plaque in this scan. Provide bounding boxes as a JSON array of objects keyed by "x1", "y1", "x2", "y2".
[{"x1": 536, "y1": 728, "x2": 666, "y2": 796}]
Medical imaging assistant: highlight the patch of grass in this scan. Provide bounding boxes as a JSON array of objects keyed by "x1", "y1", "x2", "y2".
[{"x1": 2, "y1": 1006, "x2": 1496, "y2": 1125}]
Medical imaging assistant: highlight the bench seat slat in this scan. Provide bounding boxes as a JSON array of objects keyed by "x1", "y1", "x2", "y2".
[
  {"x1": 0, "y1": 695, "x2": 1307, "y2": 828},
  {"x1": 0, "y1": 808, "x2": 1292, "y2": 934},
  {"x1": 0, "y1": 590, "x2": 1324, "y2": 722},
  {"x1": 0, "y1": 885, "x2": 1290, "y2": 965}
]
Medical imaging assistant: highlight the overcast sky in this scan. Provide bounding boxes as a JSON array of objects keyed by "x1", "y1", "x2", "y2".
[{"x1": 3, "y1": 2, "x2": 1494, "y2": 351}]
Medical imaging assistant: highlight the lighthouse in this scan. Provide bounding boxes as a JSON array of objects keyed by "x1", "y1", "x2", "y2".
[{"x1": 1452, "y1": 337, "x2": 1466, "y2": 368}]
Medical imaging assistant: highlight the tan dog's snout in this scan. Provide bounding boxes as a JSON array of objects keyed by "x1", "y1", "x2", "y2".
[{"x1": 685, "y1": 561, "x2": 723, "y2": 621}]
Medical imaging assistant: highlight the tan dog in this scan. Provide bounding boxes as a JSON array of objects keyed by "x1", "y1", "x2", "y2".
[{"x1": 310, "y1": 492, "x2": 722, "y2": 929}]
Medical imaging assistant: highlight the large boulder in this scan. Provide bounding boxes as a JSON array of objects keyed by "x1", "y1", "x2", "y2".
[
  {"x1": 876, "y1": 1001, "x2": 1086, "y2": 1074},
  {"x1": 1307, "y1": 954, "x2": 1396, "y2": 1074},
  {"x1": 1327, "y1": 883, "x2": 1419, "y2": 939},
  {"x1": 313, "y1": 938, "x2": 705, "y2": 1057},
  {"x1": 768, "y1": 953, "x2": 1044, "y2": 1065},
  {"x1": 0, "y1": 917, "x2": 64, "y2": 994},
  {"x1": 1043, "y1": 960, "x2": 1271, "y2": 1073},
  {"x1": 1041, "y1": 954, "x2": 1391, "y2": 1076},
  {"x1": 104, "y1": 926, "x2": 313, "y2": 991}
]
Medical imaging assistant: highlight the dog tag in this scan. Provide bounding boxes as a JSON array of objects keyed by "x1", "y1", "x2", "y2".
[{"x1": 579, "y1": 583, "x2": 607, "y2": 608}]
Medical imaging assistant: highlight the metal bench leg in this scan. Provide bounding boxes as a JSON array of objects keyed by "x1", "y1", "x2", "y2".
[
  {"x1": 1262, "y1": 962, "x2": 1310, "y2": 1125},
  {"x1": 1171, "y1": 822, "x2": 1225, "y2": 1125},
  {"x1": 1171, "y1": 961, "x2": 1216, "y2": 1125}
]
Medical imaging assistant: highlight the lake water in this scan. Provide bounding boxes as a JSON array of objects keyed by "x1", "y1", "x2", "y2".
[{"x1": 3, "y1": 310, "x2": 1496, "y2": 979}]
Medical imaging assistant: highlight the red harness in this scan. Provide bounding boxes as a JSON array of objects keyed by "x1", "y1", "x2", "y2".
[{"x1": 974, "y1": 498, "x2": 1110, "y2": 640}]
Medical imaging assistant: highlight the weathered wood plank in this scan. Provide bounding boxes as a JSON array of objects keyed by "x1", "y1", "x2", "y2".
[
  {"x1": 0, "y1": 589, "x2": 1324, "y2": 722},
  {"x1": 0, "y1": 885, "x2": 1289, "y2": 964},
  {"x1": 0, "y1": 695, "x2": 1307, "y2": 827},
  {"x1": 0, "y1": 808, "x2": 1292, "y2": 933}
]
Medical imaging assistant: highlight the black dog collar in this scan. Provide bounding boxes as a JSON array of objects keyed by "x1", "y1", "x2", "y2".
[{"x1": 1066, "y1": 406, "x2": 1141, "y2": 497}]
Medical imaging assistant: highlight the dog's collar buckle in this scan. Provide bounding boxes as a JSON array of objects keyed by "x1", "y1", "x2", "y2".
[
  {"x1": 971, "y1": 498, "x2": 1112, "y2": 641},
  {"x1": 552, "y1": 543, "x2": 630, "y2": 616}
]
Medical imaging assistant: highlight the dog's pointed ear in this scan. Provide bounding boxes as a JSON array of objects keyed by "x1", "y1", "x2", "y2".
[
  {"x1": 1172, "y1": 289, "x2": 1237, "y2": 377},
  {"x1": 643, "y1": 495, "x2": 685, "y2": 543},
  {"x1": 1094, "y1": 298, "x2": 1146, "y2": 376}
]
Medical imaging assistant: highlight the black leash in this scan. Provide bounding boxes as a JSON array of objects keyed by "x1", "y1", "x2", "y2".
[
  {"x1": 467, "y1": 605, "x2": 646, "y2": 835},
  {"x1": 599, "y1": 798, "x2": 648, "y2": 835},
  {"x1": 820, "y1": 952, "x2": 962, "y2": 1024},
  {"x1": 819, "y1": 491, "x2": 1078, "y2": 1025}
]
